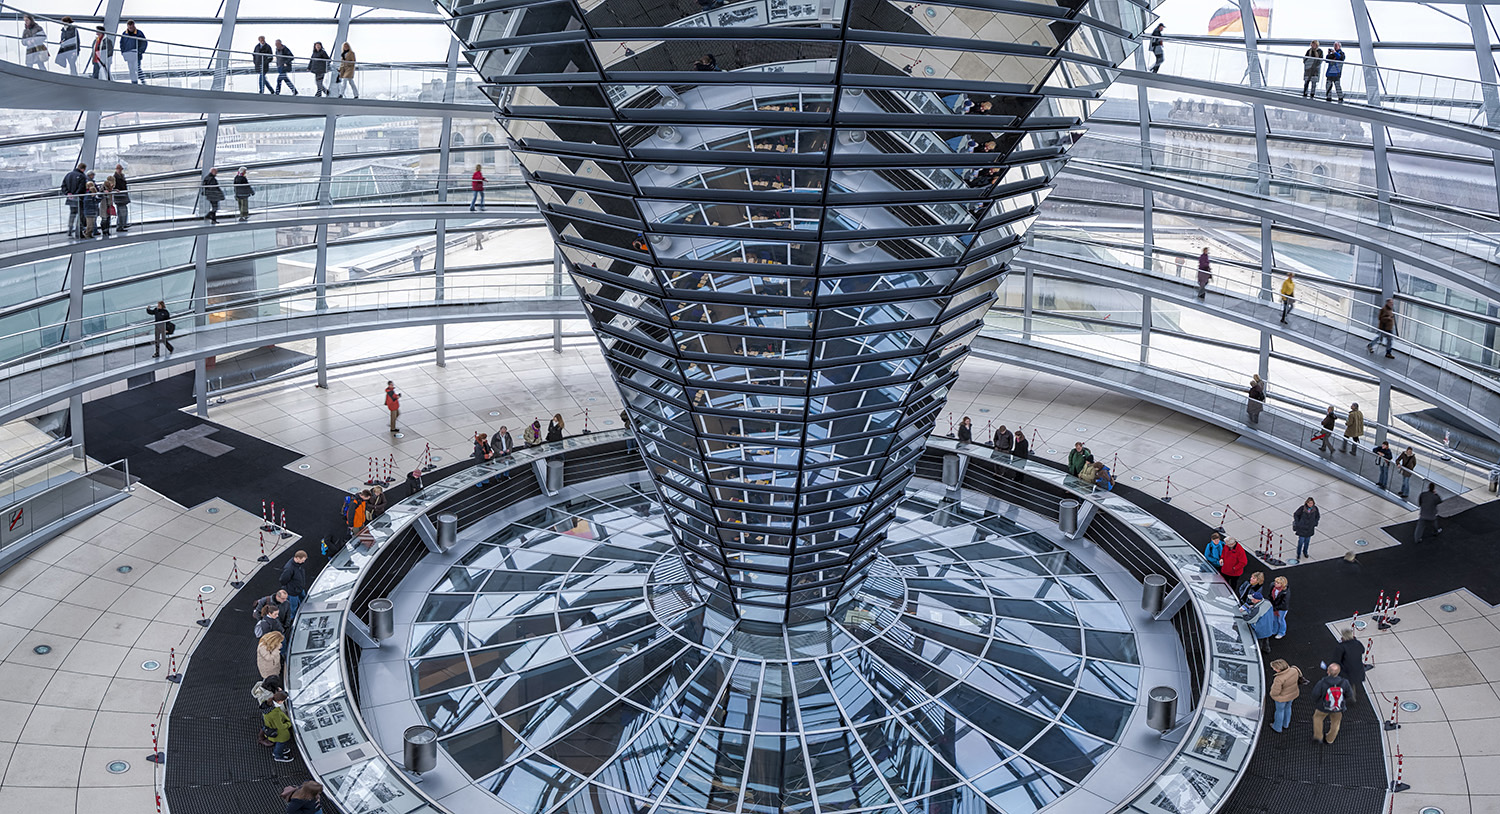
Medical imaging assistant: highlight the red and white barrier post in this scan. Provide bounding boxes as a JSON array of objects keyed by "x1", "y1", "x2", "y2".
[
  {"x1": 1390, "y1": 748, "x2": 1409, "y2": 793},
  {"x1": 260, "y1": 499, "x2": 275, "y2": 532},
  {"x1": 1384, "y1": 694, "x2": 1400, "y2": 731},
  {"x1": 257, "y1": 530, "x2": 269, "y2": 563},
  {"x1": 1366, "y1": 637, "x2": 1375, "y2": 668},
  {"x1": 195, "y1": 593, "x2": 211, "y2": 628},
  {"x1": 278, "y1": 509, "x2": 292, "y2": 540},
  {"x1": 422, "y1": 442, "x2": 435, "y2": 471},
  {"x1": 228, "y1": 557, "x2": 243, "y2": 589},
  {"x1": 1163, "y1": 475, "x2": 1172, "y2": 503},
  {"x1": 365, "y1": 457, "x2": 380, "y2": 486},
  {"x1": 146, "y1": 721, "x2": 165, "y2": 764},
  {"x1": 166, "y1": 647, "x2": 182, "y2": 684}
]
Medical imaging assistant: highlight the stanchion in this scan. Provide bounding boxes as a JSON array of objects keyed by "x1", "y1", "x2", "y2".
[
  {"x1": 165, "y1": 647, "x2": 182, "y2": 684},
  {"x1": 1366, "y1": 637, "x2": 1375, "y2": 668},
  {"x1": 228, "y1": 557, "x2": 243, "y2": 589},
  {"x1": 364, "y1": 457, "x2": 380, "y2": 486},
  {"x1": 386, "y1": 454, "x2": 396, "y2": 485},
  {"x1": 582, "y1": 407, "x2": 592, "y2": 434},
  {"x1": 278, "y1": 509, "x2": 292, "y2": 540},
  {"x1": 146, "y1": 722, "x2": 165, "y2": 764},
  {"x1": 260, "y1": 500, "x2": 275, "y2": 532},
  {"x1": 156, "y1": 793, "x2": 163, "y2": 814},
  {"x1": 1351, "y1": 611, "x2": 1360, "y2": 630},
  {"x1": 1162, "y1": 475, "x2": 1172, "y2": 504},
  {"x1": 1386, "y1": 591, "x2": 1402, "y2": 626},
  {"x1": 1390, "y1": 749, "x2": 1409, "y2": 793},
  {"x1": 1384, "y1": 694, "x2": 1400, "y2": 730},
  {"x1": 421, "y1": 442, "x2": 435, "y2": 472},
  {"x1": 947, "y1": 413, "x2": 955, "y2": 437},
  {"x1": 195, "y1": 593, "x2": 211, "y2": 628},
  {"x1": 257, "y1": 530, "x2": 269, "y2": 563}
]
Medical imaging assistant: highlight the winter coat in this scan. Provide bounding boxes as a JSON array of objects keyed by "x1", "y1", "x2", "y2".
[
  {"x1": 80, "y1": 193, "x2": 100, "y2": 218},
  {"x1": 472, "y1": 170, "x2": 485, "y2": 190},
  {"x1": 1012, "y1": 436, "x2": 1029, "y2": 460},
  {"x1": 279, "y1": 559, "x2": 307, "y2": 597},
  {"x1": 1202, "y1": 538, "x2": 1223, "y2": 568},
  {"x1": 275, "y1": 44, "x2": 294, "y2": 73},
  {"x1": 202, "y1": 175, "x2": 224, "y2": 202},
  {"x1": 59, "y1": 24, "x2": 80, "y2": 55},
  {"x1": 546, "y1": 421, "x2": 563, "y2": 443},
  {"x1": 1320, "y1": 411, "x2": 1336, "y2": 432},
  {"x1": 1247, "y1": 598, "x2": 1278, "y2": 639},
  {"x1": 338, "y1": 47, "x2": 356, "y2": 79},
  {"x1": 309, "y1": 47, "x2": 330, "y2": 76},
  {"x1": 1292, "y1": 504, "x2": 1320, "y2": 537},
  {"x1": 1418, "y1": 489, "x2": 1442, "y2": 520},
  {"x1": 494, "y1": 432, "x2": 514, "y2": 455},
  {"x1": 286, "y1": 797, "x2": 322, "y2": 813},
  {"x1": 253, "y1": 42, "x2": 273, "y2": 73},
  {"x1": 60, "y1": 168, "x2": 88, "y2": 198},
  {"x1": 119, "y1": 26, "x2": 147, "y2": 55},
  {"x1": 1397, "y1": 450, "x2": 1417, "y2": 473},
  {"x1": 1269, "y1": 584, "x2": 1289, "y2": 613},
  {"x1": 994, "y1": 430, "x2": 1012, "y2": 452},
  {"x1": 1302, "y1": 47, "x2": 1322, "y2": 75},
  {"x1": 254, "y1": 615, "x2": 284, "y2": 641},
  {"x1": 1344, "y1": 408, "x2": 1364, "y2": 440},
  {"x1": 1331, "y1": 639, "x2": 1367, "y2": 684},
  {"x1": 1078, "y1": 461, "x2": 1101, "y2": 485},
  {"x1": 1248, "y1": 381, "x2": 1265, "y2": 403},
  {"x1": 112, "y1": 171, "x2": 130, "y2": 203},
  {"x1": 257, "y1": 643, "x2": 282, "y2": 679},
  {"x1": 234, "y1": 174, "x2": 254, "y2": 199},
  {"x1": 262, "y1": 704, "x2": 293, "y2": 743},
  {"x1": 1067, "y1": 447, "x2": 1091, "y2": 476},
  {"x1": 1325, "y1": 48, "x2": 1345, "y2": 79},
  {"x1": 473, "y1": 439, "x2": 493, "y2": 462},
  {"x1": 1219, "y1": 543, "x2": 1247, "y2": 578},
  {"x1": 1377, "y1": 303, "x2": 1397, "y2": 334},
  {"x1": 957, "y1": 423, "x2": 972, "y2": 443},
  {"x1": 92, "y1": 33, "x2": 113, "y2": 62},
  {"x1": 22, "y1": 22, "x2": 47, "y2": 58},
  {"x1": 1269, "y1": 662, "x2": 1303, "y2": 703},
  {"x1": 524, "y1": 423, "x2": 542, "y2": 445},
  {"x1": 1312, "y1": 674, "x2": 1352, "y2": 712},
  {"x1": 147, "y1": 305, "x2": 170, "y2": 322}
]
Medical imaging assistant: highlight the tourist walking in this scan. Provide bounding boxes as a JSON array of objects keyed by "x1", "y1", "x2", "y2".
[
  {"x1": 90, "y1": 25, "x2": 112, "y2": 80},
  {"x1": 233, "y1": 167, "x2": 254, "y2": 220},
  {"x1": 1414, "y1": 482, "x2": 1442, "y2": 544},
  {"x1": 1219, "y1": 537, "x2": 1248, "y2": 588},
  {"x1": 384, "y1": 380, "x2": 400, "y2": 433},
  {"x1": 1301, "y1": 41, "x2": 1322, "y2": 97},
  {"x1": 1268, "y1": 658, "x2": 1303, "y2": 733},
  {"x1": 471, "y1": 164, "x2": 486, "y2": 211},
  {"x1": 1324, "y1": 42, "x2": 1346, "y2": 102},
  {"x1": 60, "y1": 162, "x2": 88, "y2": 238},
  {"x1": 253, "y1": 36, "x2": 274, "y2": 93},
  {"x1": 202, "y1": 168, "x2": 224, "y2": 223},
  {"x1": 309, "y1": 42, "x2": 331, "y2": 96},
  {"x1": 1372, "y1": 440, "x2": 1393, "y2": 490},
  {"x1": 1396, "y1": 446, "x2": 1417, "y2": 499},
  {"x1": 119, "y1": 20, "x2": 147, "y2": 83},
  {"x1": 1311, "y1": 664, "x2": 1352, "y2": 743},
  {"x1": 1292, "y1": 497, "x2": 1319, "y2": 559},
  {"x1": 79, "y1": 181, "x2": 100, "y2": 238},
  {"x1": 146, "y1": 300, "x2": 174, "y2": 357},
  {"x1": 1366, "y1": 298, "x2": 1397, "y2": 358},
  {"x1": 1341, "y1": 402, "x2": 1363, "y2": 454},
  {"x1": 410, "y1": 245, "x2": 424, "y2": 272},
  {"x1": 1246, "y1": 374, "x2": 1265, "y2": 424},
  {"x1": 21, "y1": 15, "x2": 48, "y2": 69},
  {"x1": 1148, "y1": 23, "x2": 1165, "y2": 73},
  {"x1": 1279, "y1": 272, "x2": 1295, "y2": 323},
  {"x1": 335, "y1": 43, "x2": 358, "y2": 98},
  {"x1": 1316, "y1": 406, "x2": 1336, "y2": 455},
  {"x1": 1329, "y1": 629, "x2": 1366, "y2": 703},
  {"x1": 111, "y1": 164, "x2": 131, "y2": 231},
  {"x1": 274, "y1": 39, "x2": 298, "y2": 95},
  {"x1": 1195, "y1": 247, "x2": 1211, "y2": 299},
  {"x1": 56, "y1": 17, "x2": 80, "y2": 74}
]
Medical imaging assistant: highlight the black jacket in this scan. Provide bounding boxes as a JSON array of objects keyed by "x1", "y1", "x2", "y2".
[
  {"x1": 253, "y1": 42, "x2": 273, "y2": 72},
  {"x1": 286, "y1": 797, "x2": 322, "y2": 813},
  {"x1": 234, "y1": 174, "x2": 253, "y2": 199},
  {"x1": 1012, "y1": 436, "x2": 1029, "y2": 460},
  {"x1": 59, "y1": 24, "x2": 80, "y2": 54},
  {"x1": 146, "y1": 306, "x2": 170, "y2": 322},
  {"x1": 1292, "y1": 504, "x2": 1319, "y2": 537},
  {"x1": 1312, "y1": 674, "x2": 1353, "y2": 712},
  {"x1": 253, "y1": 615, "x2": 284, "y2": 640},
  {"x1": 309, "y1": 47, "x2": 330, "y2": 76},
  {"x1": 546, "y1": 422, "x2": 563, "y2": 443},
  {"x1": 202, "y1": 174, "x2": 224, "y2": 202},
  {"x1": 279, "y1": 559, "x2": 307, "y2": 596},
  {"x1": 275, "y1": 45, "x2": 294, "y2": 72},
  {"x1": 994, "y1": 430, "x2": 1012, "y2": 452},
  {"x1": 1331, "y1": 639, "x2": 1366, "y2": 683},
  {"x1": 61, "y1": 168, "x2": 88, "y2": 197},
  {"x1": 1418, "y1": 490, "x2": 1443, "y2": 520},
  {"x1": 957, "y1": 424, "x2": 972, "y2": 443}
]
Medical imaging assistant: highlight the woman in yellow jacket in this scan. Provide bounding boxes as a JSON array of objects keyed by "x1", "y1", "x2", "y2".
[
  {"x1": 1268, "y1": 658, "x2": 1303, "y2": 732},
  {"x1": 1279, "y1": 272, "x2": 1295, "y2": 324}
]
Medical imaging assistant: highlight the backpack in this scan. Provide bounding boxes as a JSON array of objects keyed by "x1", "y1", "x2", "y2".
[
  {"x1": 341, "y1": 495, "x2": 354, "y2": 522},
  {"x1": 1323, "y1": 684, "x2": 1346, "y2": 712}
]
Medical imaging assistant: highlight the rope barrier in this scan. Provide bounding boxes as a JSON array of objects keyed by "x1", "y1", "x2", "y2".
[
  {"x1": 228, "y1": 557, "x2": 243, "y2": 589},
  {"x1": 278, "y1": 509, "x2": 292, "y2": 540},
  {"x1": 421, "y1": 442, "x2": 435, "y2": 472},
  {"x1": 260, "y1": 499, "x2": 275, "y2": 532},
  {"x1": 257, "y1": 530, "x2": 269, "y2": 563}
]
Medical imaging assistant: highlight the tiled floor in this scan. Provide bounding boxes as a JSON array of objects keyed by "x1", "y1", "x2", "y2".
[
  {"x1": 2, "y1": 344, "x2": 1492, "y2": 813},
  {"x1": 1343, "y1": 589, "x2": 1500, "y2": 814}
]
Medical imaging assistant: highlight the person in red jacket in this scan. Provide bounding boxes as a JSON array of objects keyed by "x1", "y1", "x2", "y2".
[
  {"x1": 1219, "y1": 537, "x2": 1248, "y2": 588},
  {"x1": 384, "y1": 380, "x2": 400, "y2": 434},
  {"x1": 470, "y1": 163, "x2": 486, "y2": 212}
]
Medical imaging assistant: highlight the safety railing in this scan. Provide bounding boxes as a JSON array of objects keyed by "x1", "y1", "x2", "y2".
[
  {"x1": 0, "y1": 172, "x2": 533, "y2": 256},
  {"x1": 979, "y1": 311, "x2": 1497, "y2": 497},
  {"x1": 1144, "y1": 36, "x2": 1497, "y2": 131},
  {"x1": 0, "y1": 443, "x2": 131, "y2": 571},
  {"x1": 0, "y1": 20, "x2": 489, "y2": 105},
  {"x1": 1022, "y1": 232, "x2": 1500, "y2": 375},
  {"x1": 0, "y1": 266, "x2": 570, "y2": 374}
]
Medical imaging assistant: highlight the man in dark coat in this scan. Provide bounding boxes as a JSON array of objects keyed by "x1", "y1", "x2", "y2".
[
  {"x1": 253, "y1": 36, "x2": 274, "y2": 93},
  {"x1": 274, "y1": 39, "x2": 298, "y2": 95},
  {"x1": 60, "y1": 162, "x2": 89, "y2": 238},
  {"x1": 1329, "y1": 629, "x2": 1366, "y2": 702},
  {"x1": 1011, "y1": 429, "x2": 1029, "y2": 484},
  {"x1": 1415, "y1": 483, "x2": 1443, "y2": 544},
  {"x1": 1311, "y1": 663, "x2": 1353, "y2": 744},
  {"x1": 309, "y1": 42, "x2": 331, "y2": 96},
  {"x1": 279, "y1": 550, "x2": 309, "y2": 621},
  {"x1": 201, "y1": 168, "x2": 224, "y2": 222}
]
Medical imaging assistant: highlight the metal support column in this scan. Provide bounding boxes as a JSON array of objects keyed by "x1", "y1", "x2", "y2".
[
  {"x1": 1466, "y1": 4, "x2": 1500, "y2": 213},
  {"x1": 70, "y1": 396, "x2": 85, "y2": 460},
  {"x1": 1139, "y1": 294, "x2": 1151, "y2": 364},
  {"x1": 552, "y1": 248, "x2": 565, "y2": 353},
  {"x1": 1258, "y1": 331, "x2": 1271, "y2": 383},
  {"x1": 434, "y1": 39, "x2": 460, "y2": 368},
  {"x1": 1134, "y1": 42, "x2": 1154, "y2": 268},
  {"x1": 1022, "y1": 266, "x2": 1033, "y2": 341},
  {"x1": 193, "y1": 112, "x2": 223, "y2": 417},
  {"x1": 209, "y1": 0, "x2": 241, "y2": 92},
  {"x1": 1351, "y1": 0, "x2": 1397, "y2": 302},
  {"x1": 1376, "y1": 379, "x2": 1391, "y2": 446}
]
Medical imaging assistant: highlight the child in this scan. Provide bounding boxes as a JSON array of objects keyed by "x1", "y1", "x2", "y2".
[
  {"x1": 80, "y1": 181, "x2": 101, "y2": 238},
  {"x1": 261, "y1": 691, "x2": 294, "y2": 762}
]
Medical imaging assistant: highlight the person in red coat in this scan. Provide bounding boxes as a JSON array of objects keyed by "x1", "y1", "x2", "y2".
[
  {"x1": 470, "y1": 164, "x2": 486, "y2": 212},
  {"x1": 1219, "y1": 537, "x2": 1248, "y2": 589}
]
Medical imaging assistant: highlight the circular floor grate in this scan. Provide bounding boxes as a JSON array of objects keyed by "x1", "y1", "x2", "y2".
[
  {"x1": 106, "y1": 761, "x2": 130, "y2": 774},
  {"x1": 141, "y1": 660, "x2": 160, "y2": 671},
  {"x1": 1441, "y1": 604, "x2": 1458, "y2": 613},
  {"x1": 117, "y1": 565, "x2": 133, "y2": 574},
  {"x1": 1401, "y1": 701, "x2": 1421, "y2": 712},
  {"x1": 33, "y1": 645, "x2": 51, "y2": 655}
]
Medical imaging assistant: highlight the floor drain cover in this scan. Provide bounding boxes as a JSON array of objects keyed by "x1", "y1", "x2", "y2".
[
  {"x1": 207, "y1": 507, "x2": 220, "y2": 514},
  {"x1": 1402, "y1": 701, "x2": 1421, "y2": 712},
  {"x1": 978, "y1": 408, "x2": 989, "y2": 413},
  {"x1": 1045, "y1": 449, "x2": 1056, "y2": 454},
  {"x1": 1211, "y1": 511, "x2": 1224, "y2": 518},
  {"x1": 394, "y1": 432, "x2": 405, "y2": 438},
  {"x1": 1171, "y1": 454, "x2": 1183, "y2": 460},
  {"x1": 1355, "y1": 539, "x2": 1369, "y2": 546},
  {"x1": 33, "y1": 645, "x2": 51, "y2": 655},
  {"x1": 489, "y1": 411, "x2": 500, "y2": 416},
  {"x1": 298, "y1": 464, "x2": 310, "y2": 470},
  {"x1": 432, "y1": 456, "x2": 442, "y2": 463},
  {"x1": 1420, "y1": 807, "x2": 1444, "y2": 814},
  {"x1": 1264, "y1": 490, "x2": 1276, "y2": 497},
  {"x1": 1352, "y1": 619, "x2": 1367, "y2": 630},
  {"x1": 106, "y1": 761, "x2": 130, "y2": 774},
  {"x1": 117, "y1": 565, "x2": 133, "y2": 574},
  {"x1": 1075, "y1": 427, "x2": 1087, "y2": 432},
  {"x1": 142, "y1": 660, "x2": 160, "y2": 671},
  {"x1": 1131, "y1": 476, "x2": 1142, "y2": 481},
  {"x1": 1441, "y1": 604, "x2": 1458, "y2": 612}
]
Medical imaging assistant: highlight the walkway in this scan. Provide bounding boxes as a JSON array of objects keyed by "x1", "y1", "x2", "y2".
[{"x1": 1015, "y1": 247, "x2": 1500, "y2": 443}]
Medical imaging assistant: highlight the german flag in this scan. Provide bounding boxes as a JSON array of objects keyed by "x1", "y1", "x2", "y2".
[{"x1": 1207, "y1": 2, "x2": 1272, "y2": 36}]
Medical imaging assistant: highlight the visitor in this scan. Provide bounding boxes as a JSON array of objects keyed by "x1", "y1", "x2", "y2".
[
  {"x1": 546, "y1": 413, "x2": 565, "y2": 443},
  {"x1": 1341, "y1": 402, "x2": 1363, "y2": 454},
  {"x1": 202, "y1": 168, "x2": 224, "y2": 223},
  {"x1": 233, "y1": 167, "x2": 254, "y2": 221},
  {"x1": 410, "y1": 245, "x2": 424, "y2": 272},
  {"x1": 470, "y1": 164, "x2": 486, "y2": 211},
  {"x1": 1366, "y1": 298, "x2": 1397, "y2": 359},
  {"x1": 1414, "y1": 483, "x2": 1442, "y2": 544},
  {"x1": 79, "y1": 181, "x2": 101, "y2": 238},
  {"x1": 1372, "y1": 440, "x2": 1393, "y2": 490},
  {"x1": 1195, "y1": 247, "x2": 1211, "y2": 299},
  {"x1": 335, "y1": 42, "x2": 357, "y2": 98},
  {"x1": 99, "y1": 176, "x2": 118, "y2": 237},
  {"x1": 257, "y1": 631, "x2": 284, "y2": 679},
  {"x1": 1066, "y1": 441, "x2": 1091, "y2": 476},
  {"x1": 473, "y1": 432, "x2": 494, "y2": 464},
  {"x1": 956, "y1": 416, "x2": 972, "y2": 443},
  {"x1": 1078, "y1": 455, "x2": 1101, "y2": 486},
  {"x1": 1292, "y1": 497, "x2": 1319, "y2": 559},
  {"x1": 253, "y1": 604, "x2": 283, "y2": 640},
  {"x1": 1148, "y1": 23, "x2": 1164, "y2": 73},
  {"x1": 1245, "y1": 592, "x2": 1277, "y2": 652},
  {"x1": 61, "y1": 162, "x2": 88, "y2": 238},
  {"x1": 309, "y1": 42, "x2": 330, "y2": 96},
  {"x1": 253, "y1": 36, "x2": 274, "y2": 93},
  {"x1": 1202, "y1": 531, "x2": 1223, "y2": 569},
  {"x1": 90, "y1": 25, "x2": 112, "y2": 80},
  {"x1": 274, "y1": 39, "x2": 298, "y2": 95},
  {"x1": 493, "y1": 426, "x2": 514, "y2": 456},
  {"x1": 262, "y1": 691, "x2": 295, "y2": 762},
  {"x1": 1301, "y1": 41, "x2": 1322, "y2": 98},
  {"x1": 1236, "y1": 571, "x2": 1264, "y2": 606},
  {"x1": 21, "y1": 15, "x2": 48, "y2": 69},
  {"x1": 1268, "y1": 575, "x2": 1289, "y2": 638},
  {"x1": 119, "y1": 20, "x2": 147, "y2": 83},
  {"x1": 405, "y1": 468, "x2": 424, "y2": 494},
  {"x1": 1329, "y1": 629, "x2": 1367, "y2": 703},
  {"x1": 111, "y1": 164, "x2": 131, "y2": 231},
  {"x1": 1396, "y1": 446, "x2": 1417, "y2": 499},
  {"x1": 524, "y1": 419, "x2": 543, "y2": 447},
  {"x1": 253, "y1": 590, "x2": 290, "y2": 622},
  {"x1": 1279, "y1": 271, "x2": 1295, "y2": 323},
  {"x1": 367, "y1": 485, "x2": 386, "y2": 519},
  {"x1": 279, "y1": 550, "x2": 309, "y2": 621},
  {"x1": 993, "y1": 424, "x2": 1012, "y2": 453},
  {"x1": 385, "y1": 381, "x2": 400, "y2": 434},
  {"x1": 1246, "y1": 374, "x2": 1265, "y2": 424},
  {"x1": 1011, "y1": 429, "x2": 1029, "y2": 482},
  {"x1": 1267, "y1": 658, "x2": 1303, "y2": 733},
  {"x1": 282, "y1": 781, "x2": 325, "y2": 813},
  {"x1": 1218, "y1": 537, "x2": 1247, "y2": 588},
  {"x1": 146, "y1": 300, "x2": 174, "y2": 357},
  {"x1": 1311, "y1": 664, "x2": 1352, "y2": 743},
  {"x1": 1324, "y1": 42, "x2": 1346, "y2": 102},
  {"x1": 1316, "y1": 406, "x2": 1336, "y2": 455},
  {"x1": 56, "y1": 17, "x2": 80, "y2": 74}
]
